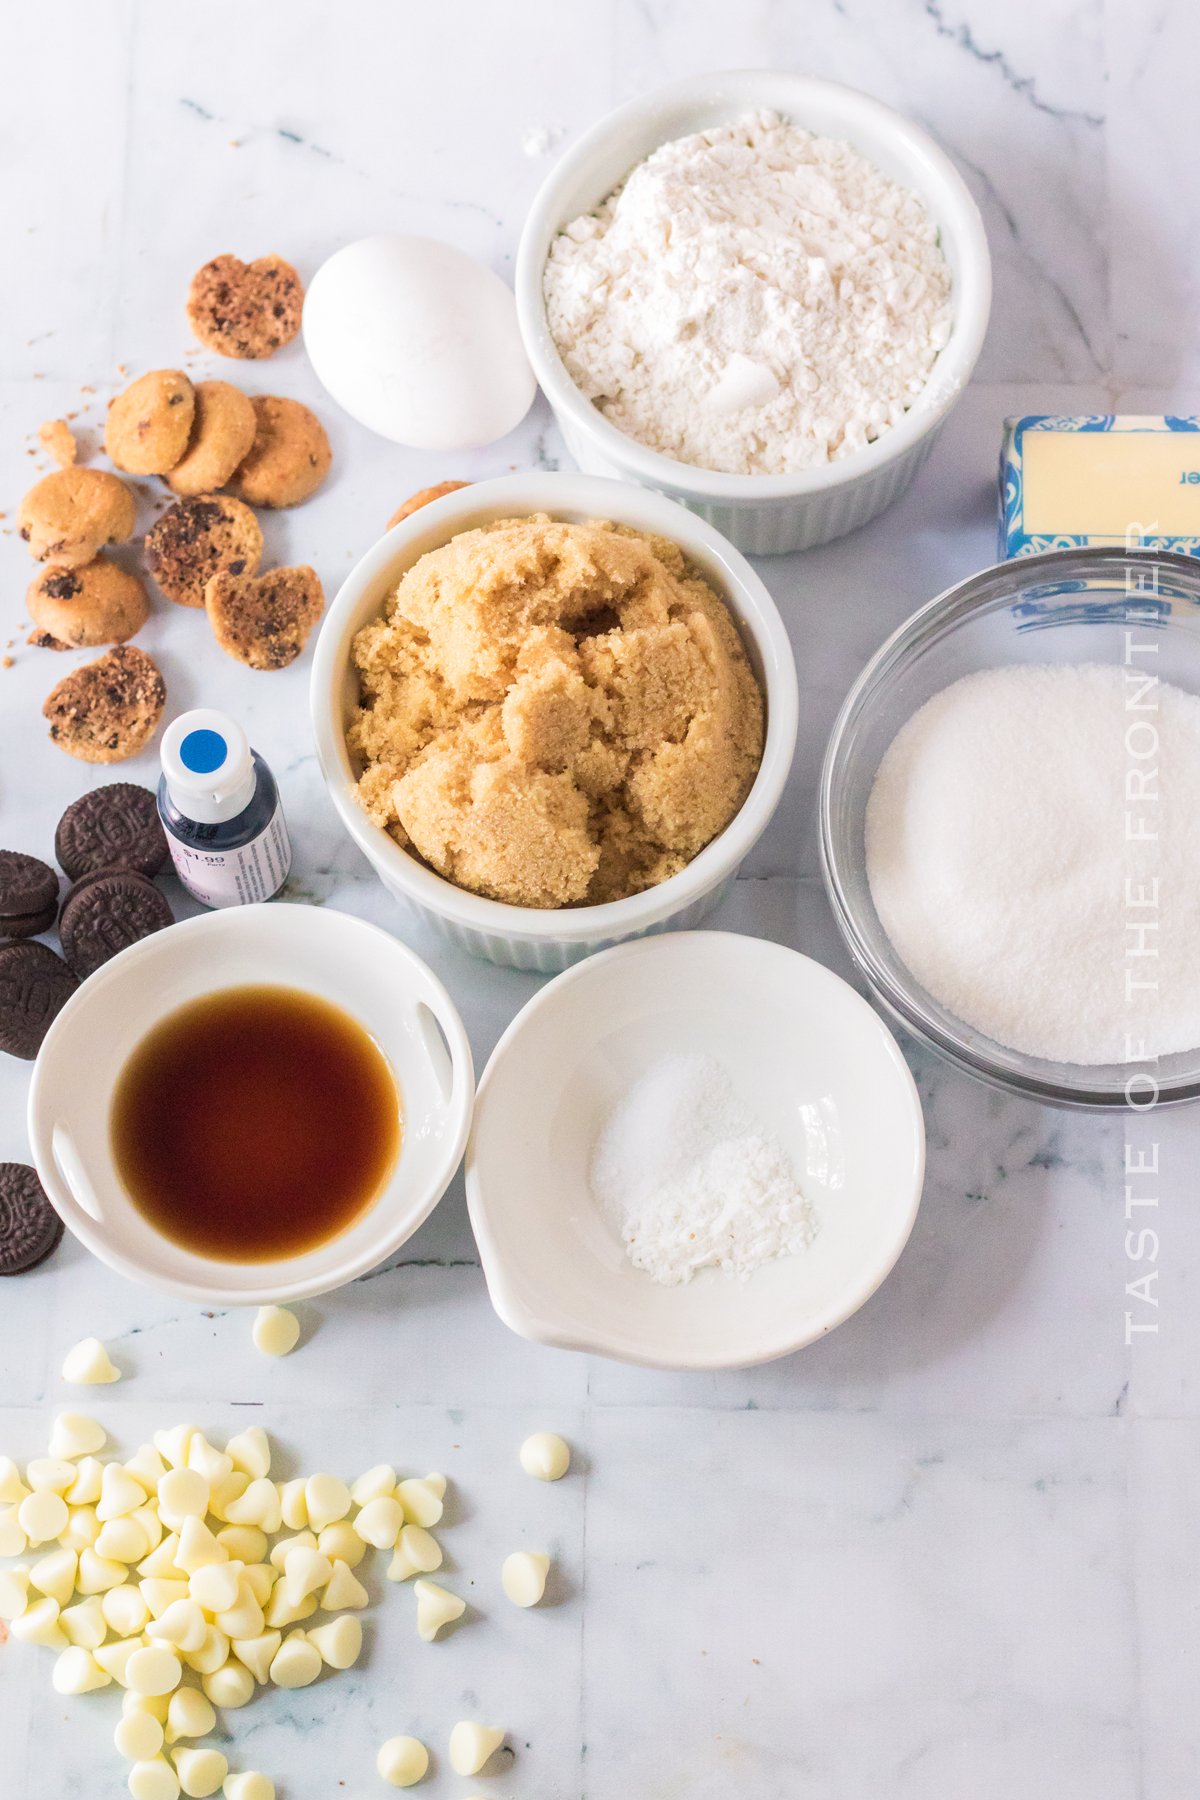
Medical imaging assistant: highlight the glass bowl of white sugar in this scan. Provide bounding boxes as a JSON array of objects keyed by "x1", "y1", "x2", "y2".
[{"x1": 821, "y1": 546, "x2": 1200, "y2": 1108}]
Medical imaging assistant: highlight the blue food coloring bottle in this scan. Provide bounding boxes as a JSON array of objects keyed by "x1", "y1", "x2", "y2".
[{"x1": 158, "y1": 708, "x2": 291, "y2": 908}]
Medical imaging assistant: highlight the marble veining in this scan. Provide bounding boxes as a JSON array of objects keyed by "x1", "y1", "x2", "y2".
[{"x1": 1, "y1": 4, "x2": 1198, "y2": 1795}]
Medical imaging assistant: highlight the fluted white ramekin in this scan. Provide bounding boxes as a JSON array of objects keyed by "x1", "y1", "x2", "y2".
[
  {"x1": 310, "y1": 473, "x2": 798, "y2": 972},
  {"x1": 515, "y1": 70, "x2": 992, "y2": 557}
]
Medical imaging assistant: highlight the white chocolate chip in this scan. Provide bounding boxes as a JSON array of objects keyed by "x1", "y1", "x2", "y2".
[
  {"x1": 124, "y1": 1690, "x2": 171, "y2": 1723},
  {"x1": 53, "y1": 1644, "x2": 112, "y2": 1694},
  {"x1": 222, "y1": 1776, "x2": 274, "y2": 1800},
  {"x1": 30, "y1": 1546, "x2": 79, "y2": 1606},
  {"x1": 77, "y1": 1547, "x2": 127, "y2": 1594},
  {"x1": 354, "y1": 1495, "x2": 403, "y2": 1549},
  {"x1": 61, "y1": 1594, "x2": 107, "y2": 1647},
  {"x1": 0, "y1": 1566, "x2": 31, "y2": 1621},
  {"x1": 103, "y1": 1583, "x2": 152, "y2": 1638},
  {"x1": 164, "y1": 1687, "x2": 216, "y2": 1744},
  {"x1": 66, "y1": 1456, "x2": 104, "y2": 1505},
  {"x1": 175, "y1": 1517, "x2": 227, "y2": 1575},
  {"x1": 519, "y1": 1431, "x2": 570, "y2": 1481},
  {"x1": 229, "y1": 1629, "x2": 281, "y2": 1684},
  {"x1": 413, "y1": 1577, "x2": 465, "y2": 1641},
  {"x1": 126, "y1": 1445, "x2": 168, "y2": 1490},
  {"x1": 376, "y1": 1736, "x2": 429, "y2": 1787},
  {"x1": 187, "y1": 1437, "x2": 233, "y2": 1488},
  {"x1": 448, "y1": 1721, "x2": 505, "y2": 1777},
  {"x1": 306, "y1": 1613, "x2": 363, "y2": 1669},
  {"x1": 189, "y1": 1560, "x2": 243, "y2": 1615},
  {"x1": 263, "y1": 1584, "x2": 317, "y2": 1630},
  {"x1": 216, "y1": 1525, "x2": 268, "y2": 1565},
  {"x1": 153, "y1": 1426, "x2": 195, "y2": 1471},
  {"x1": 277, "y1": 1479, "x2": 308, "y2": 1531},
  {"x1": 251, "y1": 1306, "x2": 300, "y2": 1358},
  {"x1": 214, "y1": 1579, "x2": 265, "y2": 1642},
  {"x1": 148, "y1": 1598, "x2": 207, "y2": 1653},
  {"x1": 116, "y1": 1708, "x2": 166, "y2": 1762},
  {"x1": 0, "y1": 1455, "x2": 29, "y2": 1503},
  {"x1": 316, "y1": 1520, "x2": 365, "y2": 1568},
  {"x1": 127, "y1": 1756, "x2": 180, "y2": 1800},
  {"x1": 62, "y1": 1337, "x2": 121, "y2": 1386},
  {"x1": 95, "y1": 1637, "x2": 146, "y2": 1685},
  {"x1": 268, "y1": 1628, "x2": 321, "y2": 1689},
  {"x1": 126, "y1": 1645, "x2": 183, "y2": 1698},
  {"x1": 502, "y1": 1549, "x2": 550, "y2": 1608},
  {"x1": 222, "y1": 1478, "x2": 280, "y2": 1533},
  {"x1": 158, "y1": 1469, "x2": 210, "y2": 1529},
  {"x1": 18, "y1": 1488, "x2": 68, "y2": 1544},
  {"x1": 0, "y1": 1507, "x2": 28, "y2": 1557},
  {"x1": 320, "y1": 1558, "x2": 368, "y2": 1611},
  {"x1": 181, "y1": 1625, "x2": 230, "y2": 1677},
  {"x1": 97, "y1": 1515, "x2": 152, "y2": 1564},
  {"x1": 98, "y1": 1464, "x2": 146, "y2": 1522},
  {"x1": 141, "y1": 1577, "x2": 189, "y2": 1618},
  {"x1": 225, "y1": 1429, "x2": 271, "y2": 1480},
  {"x1": 282, "y1": 1545, "x2": 332, "y2": 1606},
  {"x1": 396, "y1": 1475, "x2": 445, "y2": 1528},
  {"x1": 350, "y1": 1464, "x2": 396, "y2": 1506},
  {"x1": 387, "y1": 1525, "x2": 443, "y2": 1583},
  {"x1": 27, "y1": 1456, "x2": 77, "y2": 1492},
  {"x1": 173, "y1": 1746, "x2": 228, "y2": 1798},
  {"x1": 202, "y1": 1657, "x2": 256, "y2": 1709},
  {"x1": 138, "y1": 1536, "x2": 185, "y2": 1581},
  {"x1": 303, "y1": 1473, "x2": 351, "y2": 1531},
  {"x1": 49, "y1": 1412, "x2": 108, "y2": 1460},
  {"x1": 269, "y1": 1530, "x2": 315, "y2": 1572}
]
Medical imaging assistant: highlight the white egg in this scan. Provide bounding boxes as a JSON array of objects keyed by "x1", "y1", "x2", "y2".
[{"x1": 303, "y1": 234, "x2": 536, "y2": 450}]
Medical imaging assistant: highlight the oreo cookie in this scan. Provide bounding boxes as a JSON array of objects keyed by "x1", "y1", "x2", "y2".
[
  {"x1": 0, "y1": 849, "x2": 58, "y2": 939},
  {"x1": 59, "y1": 870, "x2": 173, "y2": 979},
  {"x1": 0, "y1": 1162, "x2": 63, "y2": 1275},
  {"x1": 55, "y1": 783, "x2": 168, "y2": 881},
  {"x1": 0, "y1": 940, "x2": 79, "y2": 1059}
]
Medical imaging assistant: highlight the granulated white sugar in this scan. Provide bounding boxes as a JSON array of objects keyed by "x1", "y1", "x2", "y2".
[
  {"x1": 589, "y1": 1052, "x2": 817, "y2": 1286},
  {"x1": 865, "y1": 662, "x2": 1200, "y2": 1065}
]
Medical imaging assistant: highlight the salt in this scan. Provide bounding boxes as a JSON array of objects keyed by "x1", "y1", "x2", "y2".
[
  {"x1": 865, "y1": 662, "x2": 1200, "y2": 1065},
  {"x1": 589, "y1": 1052, "x2": 818, "y2": 1286}
]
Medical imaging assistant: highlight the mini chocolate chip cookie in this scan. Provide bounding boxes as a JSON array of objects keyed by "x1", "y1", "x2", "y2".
[
  {"x1": 105, "y1": 369, "x2": 196, "y2": 475},
  {"x1": 26, "y1": 556, "x2": 150, "y2": 651},
  {"x1": 166, "y1": 380, "x2": 258, "y2": 497},
  {"x1": 43, "y1": 644, "x2": 166, "y2": 764},
  {"x1": 145, "y1": 493, "x2": 263, "y2": 609},
  {"x1": 0, "y1": 1163, "x2": 64, "y2": 1271},
  {"x1": 229, "y1": 396, "x2": 331, "y2": 508},
  {"x1": 387, "y1": 481, "x2": 471, "y2": 529},
  {"x1": 206, "y1": 563, "x2": 324, "y2": 671},
  {"x1": 186, "y1": 253, "x2": 304, "y2": 360},
  {"x1": 0, "y1": 941, "x2": 78, "y2": 1060},
  {"x1": 56, "y1": 783, "x2": 168, "y2": 880},
  {"x1": 59, "y1": 867, "x2": 173, "y2": 978},
  {"x1": 18, "y1": 468, "x2": 136, "y2": 567},
  {"x1": 0, "y1": 850, "x2": 59, "y2": 940}
]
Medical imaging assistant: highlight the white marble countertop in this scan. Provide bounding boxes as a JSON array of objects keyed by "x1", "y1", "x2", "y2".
[{"x1": 2, "y1": 3, "x2": 1198, "y2": 1796}]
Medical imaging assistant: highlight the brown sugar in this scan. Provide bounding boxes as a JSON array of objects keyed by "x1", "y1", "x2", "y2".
[{"x1": 348, "y1": 515, "x2": 764, "y2": 909}]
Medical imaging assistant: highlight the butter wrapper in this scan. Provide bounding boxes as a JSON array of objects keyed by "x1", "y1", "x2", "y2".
[{"x1": 1000, "y1": 414, "x2": 1200, "y2": 559}]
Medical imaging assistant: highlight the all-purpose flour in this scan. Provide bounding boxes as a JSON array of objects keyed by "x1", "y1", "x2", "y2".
[
  {"x1": 865, "y1": 663, "x2": 1200, "y2": 1065},
  {"x1": 589, "y1": 1052, "x2": 818, "y2": 1286},
  {"x1": 544, "y1": 110, "x2": 952, "y2": 475}
]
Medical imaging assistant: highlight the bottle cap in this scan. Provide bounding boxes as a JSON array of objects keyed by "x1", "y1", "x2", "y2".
[{"x1": 160, "y1": 709, "x2": 257, "y2": 825}]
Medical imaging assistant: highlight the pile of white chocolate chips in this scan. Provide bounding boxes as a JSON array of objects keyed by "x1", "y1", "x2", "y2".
[{"x1": 0, "y1": 1330, "x2": 571, "y2": 1799}]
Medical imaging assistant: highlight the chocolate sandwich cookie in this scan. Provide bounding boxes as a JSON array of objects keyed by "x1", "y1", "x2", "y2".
[
  {"x1": 55, "y1": 783, "x2": 168, "y2": 881},
  {"x1": 59, "y1": 868, "x2": 173, "y2": 979},
  {"x1": 0, "y1": 940, "x2": 78, "y2": 1059},
  {"x1": 0, "y1": 850, "x2": 59, "y2": 940},
  {"x1": 0, "y1": 1162, "x2": 64, "y2": 1275}
]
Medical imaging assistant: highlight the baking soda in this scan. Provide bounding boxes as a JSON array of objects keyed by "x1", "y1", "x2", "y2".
[
  {"x1": 589, "y1": 1052, "x2": 817, "y2": 1286},
  {"x1": 865, "y1": 662, "x2": 1200, "y2": 1064}
]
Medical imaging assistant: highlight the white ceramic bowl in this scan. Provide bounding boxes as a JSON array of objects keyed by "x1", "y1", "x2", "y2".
[
  {"x1": 515, "y1": 70, "x2": 992, "y2": 556},
  {"x1": 310, "y1": 472, "x2": 799, "y2": 973},
  {"x1": 27, "y1": 905, "x2": 474, "y2": 1305},
  {"x1": 466, "y1": 932, "x2": 925, "y2": 1369}
]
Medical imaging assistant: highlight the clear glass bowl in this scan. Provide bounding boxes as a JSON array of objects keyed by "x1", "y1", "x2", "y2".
[{"x1": 820, "y1": 546, "x2": 1200, "y2": 1109}]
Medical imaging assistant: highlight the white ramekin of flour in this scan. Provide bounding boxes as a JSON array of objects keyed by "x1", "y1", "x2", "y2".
[{"x1": 516, "y1": 71, "x2": 991, "y2": 557}]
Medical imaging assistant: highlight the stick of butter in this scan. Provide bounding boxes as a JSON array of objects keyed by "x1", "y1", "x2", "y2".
[{"x1": 1001, "y1": 415, "x2": 1200, "y2": 558}]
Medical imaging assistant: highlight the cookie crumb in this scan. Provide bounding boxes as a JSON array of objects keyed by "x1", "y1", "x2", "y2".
[
  {"x1": 38, "y1": 419, "x2": 77, "y2": 468},
  {"x1": 186, "y1": 253, "x2": 304, "y2": 360}
]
